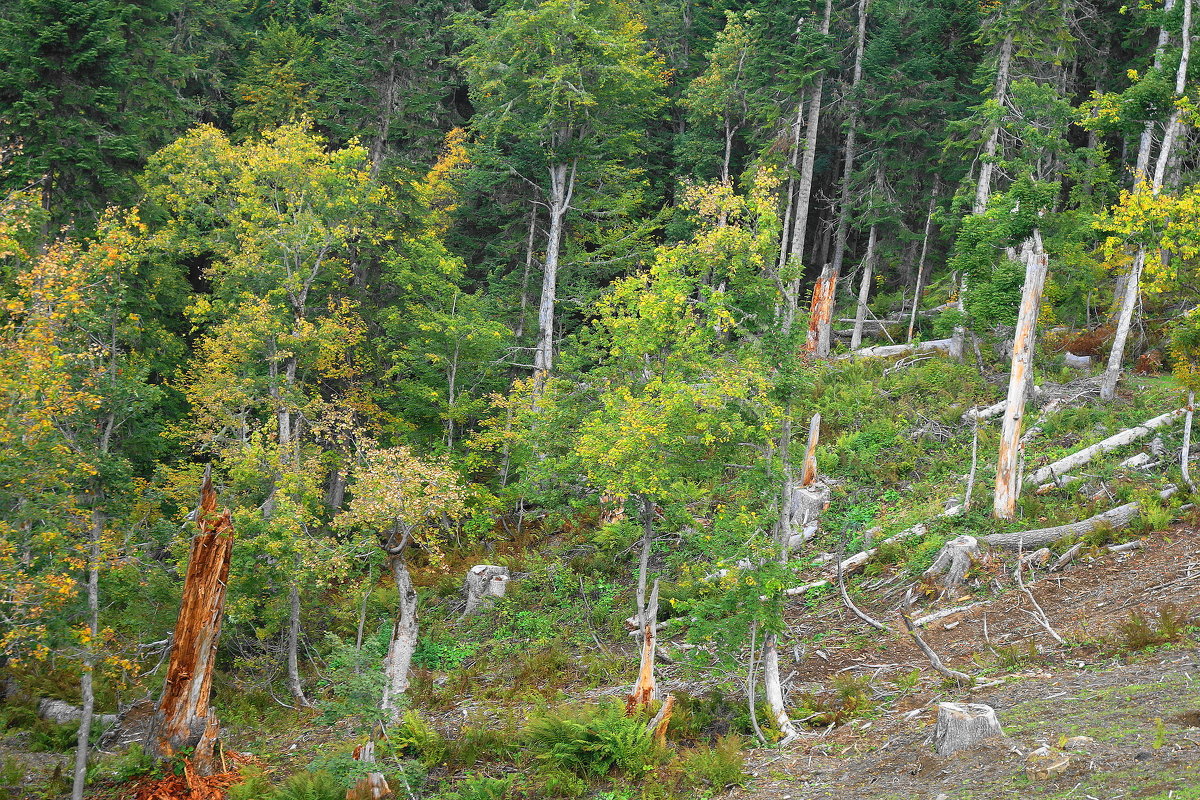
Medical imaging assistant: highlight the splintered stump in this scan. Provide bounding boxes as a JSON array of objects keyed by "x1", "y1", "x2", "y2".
[
  {"x1": 146, "y1": 475, "x2": 234, "y2": 776},
  {"x1": 346, "y1": 741, "x2": 393, "y2": 800},
  {"x1": 933, "y1": 703, "x2": 1003, "y2": 756},
  {"x1": 626, "y1": 579, "x2": 659, "y2": 714},
  {"x1": 463, "y1": 565, "x2": 510, "y2": 616}
]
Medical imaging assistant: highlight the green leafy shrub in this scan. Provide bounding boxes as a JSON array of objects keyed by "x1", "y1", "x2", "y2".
[
  {"x1": 0, "y1": 757, "x2": 24, "y2": 799},
  {"x1": 1118, "y1": 603, "x2": 1190, "y2": 650},
  {"x1": 29, "y1": 720, "x2": 80, "y2": 752},
  {"x1": 795, "y1": 675, "x2": 875, "y2": 727},
  {"x1": 446, "y1": 725, "x2": 520, "y2": 769},
  {"x1": 315, "y1": 631, "x2": 387, "y2": 725},
  {"x1": 393, "y1": 710, "x2": 449, "y2": 766},
  {"x1": 87, "y1": 743, "x2": 156, "y2": 783},
  {"x1": 678, "y1": 734, "x2": 745, "y2": 789},
  {"x1": 436, "y1": 773, "x2": 513, "y2": 800},
  {"x1": 525, "y1": 702, "x2": 659, "y2": 778}
]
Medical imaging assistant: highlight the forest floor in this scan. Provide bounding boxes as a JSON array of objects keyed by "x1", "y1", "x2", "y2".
[{"x1": 725, "y1": 521, "x2": 1200, "y2": 800}]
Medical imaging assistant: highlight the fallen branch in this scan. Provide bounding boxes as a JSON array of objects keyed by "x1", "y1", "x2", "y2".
[
  {"x1": 898, "y1": 602, "x2": 973, "y2": 685},
  {"x1": 1014, "y1": 543, "x2": 1065, "y2": 646},
  {"x1": 836, "y1": 542, "x2": 890, "y2": 632},
  {"x1": 1024, "y1": 408, "x2": 1185, "y2": 487},
  {"x1": 912, "y1": 602, "x2": 985, "y2": 628}
]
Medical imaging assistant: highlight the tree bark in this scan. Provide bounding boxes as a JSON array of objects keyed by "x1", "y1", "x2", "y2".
[
  {"x1": 533, "y1": 160, "x2": 576, "y2": 391},
  {"x1": 286, "y1": 575, "x2": 309, "y2": 708},
  {"x1": 933, "y1": 703, "x2": 1003, "y2": 755},
  {"x1": 71, "y1": 506, "x2": 102, "y2": 800},
  {"x1": 848, "y1": 216, "x2": 879, "y2": 351},
  {"x1": 810, "y1": 0, "x2": 868, "y2": 355},
  {"x1": 147, "y1": 474, "x2": 234, "y2": 776},
  {"x1": 907, "y1": 190, "x2": 938, "y2": 343},
  {"x1": 995, "y1": 231, "x2": 1049, "y2": 519},
  {"x1": 780, "y1": 0, "x2": 832, "y2": 337},
  {"x1": 381, "y1": 550, "x2": 418, "y2": 724},
  {"x1": 974, "y1": 32, "x2": 1014, "y2": 214},
  {"x1": 1184, "y1": 391, "x2": 1196, "y2": 492},
  {"x1": 761, "y1": 634, "x2": 799, "y2": 744},
  {"x1": 626, "y1": 578, "x2": 659, "y2": 713}
]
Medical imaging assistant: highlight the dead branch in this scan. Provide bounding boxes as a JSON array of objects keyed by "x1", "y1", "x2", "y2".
[
  {"x1": 836, "y1": 541, "x2": 890, "y2": 632},
  {"x1": 898, "y1": 601, "x2": 973, "y2": 685}
]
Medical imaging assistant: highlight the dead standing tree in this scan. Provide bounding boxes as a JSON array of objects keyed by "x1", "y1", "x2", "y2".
[
  {"x1": 994, "y1": 230, "x2": 1049, "y2": 519},
  {"x1": 146, "y1": 473, "x2": 234, "y2": 776}
]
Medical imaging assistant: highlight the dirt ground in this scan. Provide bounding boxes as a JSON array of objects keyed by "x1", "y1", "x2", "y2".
[{"x1": 726, "y1": 523, "x2": 1200, "y2": 799}]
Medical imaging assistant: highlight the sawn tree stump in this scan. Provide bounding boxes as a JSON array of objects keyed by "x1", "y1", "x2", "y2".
[{"x1": 933, "y1": 703, "x2": 1004, "y2": 756}]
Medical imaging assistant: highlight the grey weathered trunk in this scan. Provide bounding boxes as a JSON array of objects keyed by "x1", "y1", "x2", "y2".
[
  {"x1": 381, "y1": 552, "x2": 419, "y2": 723},
  {"x1": 533, "y1": 160, "x2": 576, "y2": 390},
  {"x1": 907, "y1": 190, "x2": 938, "y2": 343},
  {"x1": 994, "y1": 232, "x2": 1048, "y2": 519},
  {"x1": 1184, "y1": 391, "x2": 1196, "y2": 492},
  {"x1": 286, "y1": 573, "x2": 309, "y2": 708},
  {"x1": 974, "y1": 32, "x2": 1014, "y2": 214},
  {"x1": 848, "y1": 218, "x2": 879, "y2": 352}
]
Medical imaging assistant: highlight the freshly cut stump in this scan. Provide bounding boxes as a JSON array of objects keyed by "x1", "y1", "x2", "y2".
[{"x1": 933, "y1": 703, "x2": 1003, "y2": 756}]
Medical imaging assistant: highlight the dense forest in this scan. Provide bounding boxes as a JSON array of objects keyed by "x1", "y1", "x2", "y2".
[{"x1": 4, "y1": 0, "x2": 1200, "y2": 797}]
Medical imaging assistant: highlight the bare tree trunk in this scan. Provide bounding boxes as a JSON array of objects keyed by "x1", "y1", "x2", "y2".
[
  {"x1": 1184, "y1": 391, "x2": 1196, "y2": 492},
  {"x1": 761, "y1": 635, "x2": 799, "y2": 743},
  {"x1": 995, "y1": 231, "x2": 1049, "y2": 519},
  {"x1": 147, "y1": 474, "x2": 234, "y2": 776},
  {"x1": 812, "y1": 0, "x2": 868, "y2": 355},
  {"x1": 516, "y1": 202, "x2": 539, "y2": 341},
  {"x1": 849, "y1": 218, "x2": 879, "y2": 351},
  {"x1": 534, "y1": 160, "x2": 576, "y2": 391},
  {"x1": 71, "y1": 506, "x2": 102, "y2": 800},
  {"x1": 380, "y1": 551, "x2": 418, "y2": 723},
  {"x1": 628, "y1": 497, "x2": 656, "y2": 711},
  {"x1": 907, "y1": 190, "x2": 938, "y2": 343},
  {"x1": 780, "y1": 0, "x2": 832, "y2": 337},
  {"x1": 777, "y1": 91, "x2": 807, "y2": 271},
  {"x1": 286, "y1": 573, "x2": 309, "y2": 708},
  {"x1": 974, "y1": 32, "x2": 1014, "y2": 215},
  {"x1": 1135, "y1": 0, "x2": 1176, "y2": 178}
]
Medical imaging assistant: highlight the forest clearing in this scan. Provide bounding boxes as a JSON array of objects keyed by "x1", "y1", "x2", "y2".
[{"x1": 6, "y1": 0, "x2": 1200, "y2": 797}]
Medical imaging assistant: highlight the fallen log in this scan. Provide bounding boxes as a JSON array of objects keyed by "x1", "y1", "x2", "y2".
[
  {"x1": 839, "y1": 337, "x2": 959, "y2": 360},
  {"x1": 37, "y1": 699, "x2": 117, "y2": 729},
  {"x1": 1024, "y1": 409, "x2": 1185, "y2": 487},
  {"x1": 979, "y1": 485, "x2": 1175, "y2": 550},
  {"x1": 963, "y1": 401, "x2": 1006, "y2": 423}
]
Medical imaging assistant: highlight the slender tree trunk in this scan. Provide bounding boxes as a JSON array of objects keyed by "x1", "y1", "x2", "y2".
[
  {"x1": 1136, "y1": 0, "x2": 1177, "y2": 179},
  {"x1": 908, "y1": 190, "x2": 938, "y2": 342},
  {"x1": 534, "y1": 160, "x2": 576, "y2": 390},
  {"x1": 974, "y1": 32, "x2": 1014, "y2": 215},
  {"x1": 995, "y1": 231, "x2": 1048, "y2": 519},
  {"x1": 849, "y1": 219, "x2": 879, "y2": 351},
  {"x1": 286, "y1": 572, "x2": 309, "y2": 707},
  {"x1": 1184, "y1": 391, "x2": 1196, "y2": 492},
  {"x1": 515, "y1": 202, "x2": 540, "y2": 341},
  {"x1": 147, "y1": 475, "x2": 234, "y2": 776},
  {"x1": 380, "y1": 550, "x2": 418, "y2": 723},
  {"x1": 71, "y1": 506, "x2": 102, "y2": 800},
  {"x1": 761, "y1": 635, "x2": 799, "y2": 743},
  {"x1": 780, "y1": 0, "x2": 832, "y2": 337},
  {"x1": 369, "y1": 54, "x2": 398, "y2": 176},
  {"x1": 777, "y1": 91, "x2": 807, "y2": 271}
]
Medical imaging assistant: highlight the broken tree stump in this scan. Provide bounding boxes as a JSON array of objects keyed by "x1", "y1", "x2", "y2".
[
  {"x1": 346, "y1": 740, "x2": 393, "y2": 800},
  {"x1": 626, "y1": 579, "x2": 659, "y2": 714},
  {"x1": 933, "y1": 703, "x2": 1003, "y2": 755},
  {"x1": 923, "y1": 535, "x2": 980, "y2": 597},
  {"x1": 463, "y1": 565, "x2": 510, "y2": 616},
  {"x1": 145, "y1": 473, "x2": 234, "y2": 776}
]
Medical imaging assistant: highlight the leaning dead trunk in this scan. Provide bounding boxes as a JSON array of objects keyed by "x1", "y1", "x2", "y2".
[
  {"x1": 994, "y1": 232, "x2": 1049, "y2": 519},
  {"x1": 1183, "y1": 391, "x2": 1196, "y2": 492},
  {"x1": 848, "y1": 217, "x2": 880, "y2": 352},
  {"x1": 761, "y1": 634, "x2": 799, "y2": 744},
  {"x1": 147, "y1": 475, "x2": 234, "y2": 776}
]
